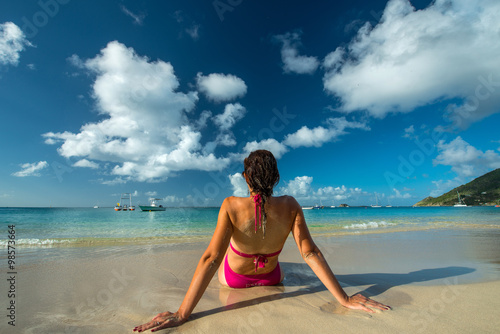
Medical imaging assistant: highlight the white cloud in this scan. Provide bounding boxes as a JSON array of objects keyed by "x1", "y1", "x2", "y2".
[
  {"x1": 403, "y1": 125, "x2": 415, "y2": 139},
  {"x1": 0, "y1": 22, "x2": 31, "y2": 66},
  {"x1": 389, "y1": 188, "x2": 412, "y2": 199},
  {"x1": 242, "y1": 138, "x2": 289, "y2": 159},
  {"x1": 229, "y1": 173, "x2": 248, "y2": 197},
  {"x1": 214, "y1": 103, "x2": 246, "y2": 131},
  {"x1": 196, "y1": 73, "x2": 247, "y2": 102},
  {"x1": 274, "y1": 31, "x2": 319, "y2": 74},
  {"x1": 283, "y1": 117, "x2": 369, "y2": 148},
  {"x1": 434, "y1": 136, "x2": 500, "y2": 178},
  {"x1": 44, "y1": 41, "x2": 229, "y2": 183},
  {"x1": 279, "y1": 176, "x2": 313, "y2": 197},
  {"x1": 278, "y1": 176, "x2": 365, "y2": 204},
  {"x1": 12, "y1": 161, "x2": 48, "y2": 177},
  {"x1": 430, "y1": 178, "x2": 462, "y2": 198},
  {"x1": 73, "y1": 159, "x2": 99, "y2": 169},
  {"x1": 323, "y1": 0, "x2": 500, "y2": 123},
  {"x1": 186, "y1": 24, "x2": 200, "y2": 40},
  {"x1": 316, "y1": 185, "x2": 365, "y2": 203},
  {"x1": 120, "y1": 5, "x2": 145, "y2": 25}
]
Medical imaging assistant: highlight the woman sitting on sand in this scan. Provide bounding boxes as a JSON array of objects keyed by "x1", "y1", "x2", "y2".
[{"x1": 134, "y1": 150, "x2": 390, "y2": 332}]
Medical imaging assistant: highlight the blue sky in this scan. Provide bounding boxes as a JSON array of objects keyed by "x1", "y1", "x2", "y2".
[{"x1": 1, "y1": 0, "x2": 500, "y2": 207}]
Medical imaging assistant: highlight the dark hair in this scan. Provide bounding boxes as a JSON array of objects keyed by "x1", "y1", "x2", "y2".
[
  {"x1": 243, "y1": 150, "x2": 280, "y2": 198},
  {"x1": 243, "y1": 150, "x2": 280, "y2": 237}
]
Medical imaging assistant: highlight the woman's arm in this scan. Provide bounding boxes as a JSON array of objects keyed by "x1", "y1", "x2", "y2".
[
  {"x1": 290, "y1": 199, "x2": 390, "y2": 313},
  {"x1": 134, "y1": 198, "x2": 234, "y2": 332}
]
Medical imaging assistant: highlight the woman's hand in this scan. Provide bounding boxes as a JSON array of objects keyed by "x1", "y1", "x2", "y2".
[
  {"x1": 133, "y1": 311, "x2": 187, "y2": 332},
  {"x1": 341, "y1": 293, "x2": 391, "y2": 313}
]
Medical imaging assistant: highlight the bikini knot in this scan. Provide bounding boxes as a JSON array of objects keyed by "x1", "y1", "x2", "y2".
[{"x1": 253, "y1": 255, "x2": 268, "y2": 272}]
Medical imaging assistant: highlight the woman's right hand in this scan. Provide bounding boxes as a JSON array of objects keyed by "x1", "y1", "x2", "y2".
[
  {"x1": 342, "y1": 293, "x2": 391, "y2": 313},
  {"x1": 133, "y1": 311, "x2": 187, "y2": 332}
]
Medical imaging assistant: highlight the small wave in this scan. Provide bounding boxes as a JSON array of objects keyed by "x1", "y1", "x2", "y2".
[
  {"x1": 0, "y1": 238, "x2": 74, "y2": 247},
  {"x1": 343, "y1": 221, "x2": 394, "y2": 229}
]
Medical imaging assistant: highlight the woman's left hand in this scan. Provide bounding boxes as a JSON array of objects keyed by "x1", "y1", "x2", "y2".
[{"x1": 133, "y1": 311, "x2": 187, "y2": 332}]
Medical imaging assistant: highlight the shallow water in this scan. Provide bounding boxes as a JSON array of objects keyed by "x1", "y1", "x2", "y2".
[{"x1": 1, "y1": 206, "x2": 499, "y2": 247}]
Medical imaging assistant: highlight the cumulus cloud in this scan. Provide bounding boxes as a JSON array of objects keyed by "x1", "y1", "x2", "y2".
[
  {"x1": 12, "y1": 161, "x2": 48, "y2": 177},
  {"x1": 0, "y1": 22, "x2": 31, "y2": 66},
  {"x1": 283, "y1": 117, "x2": 369, "y2": 148},
  {"x1": 389, "y1": 188, "x2": 412, "y2": 199},
  {"x1": 73, "y1": 159, "x2": 99, "y2": 169},
  {"x1": 196, "y1": 73, "x2": 247, "y2": 102},
  {"x1": 242, "y1": 138, "x2": 289, "y2": 159},
  {"x1": 274, "y1": 31, "x2": 319, "y2": 74},
  {"x1": 278, "y1": 176, "x2": 366, "y2": 204},
  {"x1": 44, "y1": 41, "x2": 229, "y2": 183},
  {"x1": 279, "y1": 176, "x2": 313, "y2": 197},
  {"x1": 323, "y1": 0, "x2": 500, "y2": 123},
  {"x1": 434, "y1": 136, "x2": 500, "y2": 178},
  {"x1": 214, "y1": 103, "x2": 246, "y2": 131},
  {"x1": 229, "y1": 173, "x2": 248, "y2": 197}
]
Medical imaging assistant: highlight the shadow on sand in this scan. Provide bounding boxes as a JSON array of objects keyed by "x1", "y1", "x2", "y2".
[{"x1": 190, "y1": 263, "x2": 474, "y2": 321}]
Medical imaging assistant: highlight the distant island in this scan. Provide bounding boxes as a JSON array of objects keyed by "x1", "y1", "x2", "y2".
[{"x1": 414, "y1": 168, "x2": 500, "y2": 207}]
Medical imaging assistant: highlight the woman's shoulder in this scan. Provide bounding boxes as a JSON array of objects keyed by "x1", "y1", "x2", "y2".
[
  {"x1": 222, "y1": 195, "x2": 299, "y2": 205},
  {"x1": 272, "y1": 195, "x2": 301, "y2": 207}
]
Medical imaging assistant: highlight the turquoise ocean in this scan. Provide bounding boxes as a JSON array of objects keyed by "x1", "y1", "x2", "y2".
[{"x1": 1, "y1": 206, "x2": 499, "y2": 248}]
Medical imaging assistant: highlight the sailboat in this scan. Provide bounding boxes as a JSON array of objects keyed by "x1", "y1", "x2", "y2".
[
  {"x1": 453, "y1": 191, "x2": 467, "y2": 207},
  {"x1": 371, "y1": 193, "x2": 381, "y2": 208}
]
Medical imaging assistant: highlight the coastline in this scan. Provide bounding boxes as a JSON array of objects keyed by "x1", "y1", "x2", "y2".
[{"x1": 1, "y1": 228, "x2": 498, "y2": 333}]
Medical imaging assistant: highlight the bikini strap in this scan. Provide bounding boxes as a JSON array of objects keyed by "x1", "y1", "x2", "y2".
[{"x1": 230, "y1": 242, "x2": 282, "y2": 272}]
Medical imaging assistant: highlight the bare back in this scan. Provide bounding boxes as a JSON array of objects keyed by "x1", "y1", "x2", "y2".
[{"x1": 223, "y1": 195, "x2": 299, "y2": 275}]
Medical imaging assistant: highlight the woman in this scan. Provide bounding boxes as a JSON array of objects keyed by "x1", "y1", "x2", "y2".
[{"x1": 133, "y1": 150, "x2": 390, "y2": 332}]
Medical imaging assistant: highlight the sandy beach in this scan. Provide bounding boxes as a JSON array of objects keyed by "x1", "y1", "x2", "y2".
[{"x1": 2, "y1": 228, "x2": 499, "y2": 334}]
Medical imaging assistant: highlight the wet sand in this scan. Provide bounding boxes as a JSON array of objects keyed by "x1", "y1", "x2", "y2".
[{"x1": 2, "y1": 229, "x2": 499, "y2": 333}]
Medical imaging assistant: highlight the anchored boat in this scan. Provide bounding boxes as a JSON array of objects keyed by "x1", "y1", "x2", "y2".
[
  {"x1": 453, "y1": 191, "x2": 467, "y2": 207},
  {"x1": 115, "y1": 193, "x2": 135, "y2": 211},
  {"x1": 139, "y1": 198, "x2": 166, "y2": 211}
]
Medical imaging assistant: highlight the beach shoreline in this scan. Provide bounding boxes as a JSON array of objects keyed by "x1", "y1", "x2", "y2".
[{"x1": 1, "y1": 228, "x2": 499, "y2": 333}]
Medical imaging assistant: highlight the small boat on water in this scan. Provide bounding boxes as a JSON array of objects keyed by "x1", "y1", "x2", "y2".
[
  {"x1": 139, "y1": 198, "x2": 166, "y2": 212},
  {"x1": 115, "y1": 193, "x2": 135, "y2": 211},
  {"x1": 453, "y1": 191, "x2": 467, "y2": 207},
  {"x1": 371, "y1": 193, "x2": 381, "y2": 208}
]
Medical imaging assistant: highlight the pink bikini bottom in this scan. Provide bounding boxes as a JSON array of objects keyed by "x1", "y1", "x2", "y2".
[{"x1": 224, "y1": 254, "x2": 282, "y2": 289}]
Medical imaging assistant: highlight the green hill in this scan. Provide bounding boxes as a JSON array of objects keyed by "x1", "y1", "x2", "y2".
[{"x1": 414, "y1": 168, "x2": 500, "y2": 206}]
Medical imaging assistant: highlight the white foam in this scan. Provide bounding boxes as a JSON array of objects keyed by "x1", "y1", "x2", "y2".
[
  {"x1": 0, "y1": 238, "x2": 73, "y2": 246},
  {"x1": 343, "y1": 221, "x2": 394, "y2": 229}
]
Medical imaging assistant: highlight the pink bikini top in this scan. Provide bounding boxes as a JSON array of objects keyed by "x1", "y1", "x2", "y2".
[{"x1": 230, "y1": 242, "x2": 282, "y2": 273}]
